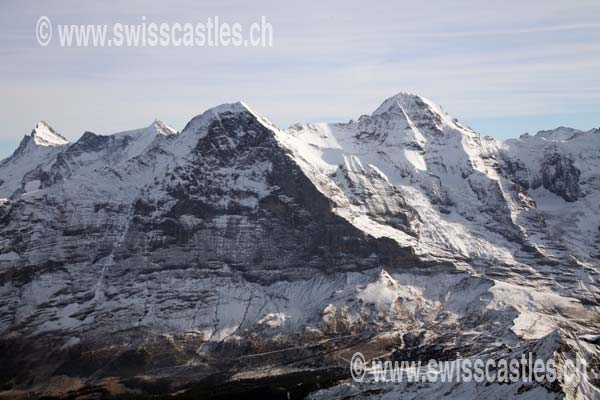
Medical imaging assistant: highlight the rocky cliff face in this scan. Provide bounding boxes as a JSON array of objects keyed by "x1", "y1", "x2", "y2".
[
  {"x1": 540, "y1": 153, "x2": 581, "y2": 202},
  {"x1": 0, "y1": 94, "x2": 598, "y2": 399}
]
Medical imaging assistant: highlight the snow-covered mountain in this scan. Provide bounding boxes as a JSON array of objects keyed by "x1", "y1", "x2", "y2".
[
  {"x1": 0, "y1": 121, "x2": 68, "y2": 199},
  {"x1": 0, "y1": 93, "x2": 598, "y2": 399}
]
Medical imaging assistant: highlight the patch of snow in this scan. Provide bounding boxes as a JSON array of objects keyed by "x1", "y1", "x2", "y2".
[{"x1": 258, "y1": 312, "x2": 289, "y2": 328}]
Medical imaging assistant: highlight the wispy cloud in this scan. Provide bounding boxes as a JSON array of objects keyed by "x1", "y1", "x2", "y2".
[{"x1": 390, "y1": 22, "x2": 600, "y2": 38}]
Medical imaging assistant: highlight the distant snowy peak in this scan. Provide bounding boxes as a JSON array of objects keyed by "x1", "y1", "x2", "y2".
[
  {"x1": 180, "y1": 101, "x2": 279, "y2": 140},
  {"x1": 519, "y1": 126, "x2": 599, "y2": 142},
  {"x1": 534, "y1": 126, "x2": 582, "y2": 142},
  {"x1": 4, "y1": 121, "x2": 67, "y2": 163},
  {"x1": 372, "y1": 92, "x2": 442, "y2": 117},
  {"x1": 152, "y1": 119, "x2": 178, "y2": 136},
  {"x1": 113, "y1": 119, "x2": 177, "y2": 138},
  {"x1": 30, "y1": 121, "x2": 68, "y2": 146},
  {"x1": 0, "y1": 122, "x2": 69, "y2": 198},
  {"x1": 61, "y1": 120, "x2": 179, "y2": 167},
  {"x1": 180, "y1": 102, "x2": 249, "y2": 135},
  {"x1": 372, "y1": 92, "x2": 443, "y2": 130},
  {"x1": 367, "y1": 92, "x2": 478, "y2": 142}
]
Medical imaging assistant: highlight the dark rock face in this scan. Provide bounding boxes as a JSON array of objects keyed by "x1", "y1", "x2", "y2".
[
  {"x1": 541, "y1": 153, "x2": 581, "y2": 202},
  {"x1": 502, "y1": 158, "x2": 531, "y2": 190},
  {"x1": 129, "y1": 109, "x2": 417, "y2": 285}
]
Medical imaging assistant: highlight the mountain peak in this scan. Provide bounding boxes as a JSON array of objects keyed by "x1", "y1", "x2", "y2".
[
  {"x1": 151, "y1": 119, "x2": 177, "y2": 136},
  {"x1": 366, "y1": 92, "x2": 462, "y2": 140},
  {"x1": 534, "y1": 126, "x2": 581, "y2": 141},
  {"x1": 30, "y1": 121, "x2": 68, "y2": 147},
  {"x1": 372, "y1": 92, "x2": 441, "y2": 117},
  {"x1": 111, "y1": 119, "x2": 177, "y2": 140},
  {"x1": 207, "y1": 101, "x2": 255, "y2": 117},
  {"x1": 181, "y1": 101, "x2": 277, "y2": 137}
]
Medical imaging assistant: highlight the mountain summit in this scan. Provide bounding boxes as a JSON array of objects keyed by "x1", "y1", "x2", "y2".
[{"x1": 30, "y1": 120, "x2": 69, "y2": 146}]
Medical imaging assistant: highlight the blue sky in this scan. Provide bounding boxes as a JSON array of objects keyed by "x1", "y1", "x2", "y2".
[{"x1": 1, "y1": 0, "x2": 599, "y2": 158}]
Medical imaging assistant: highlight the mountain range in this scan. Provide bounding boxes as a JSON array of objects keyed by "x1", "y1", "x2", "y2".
[{"x1": 0, "y1": 93, "x2": 598, "y2": 399}]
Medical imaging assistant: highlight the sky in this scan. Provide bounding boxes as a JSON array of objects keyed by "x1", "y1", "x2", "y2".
[{"x1": 1, "y1": 0, "x2": 599, "y2": 158}]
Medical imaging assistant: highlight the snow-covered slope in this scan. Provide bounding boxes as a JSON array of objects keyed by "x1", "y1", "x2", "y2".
[{"x1": 0, "y1": 95, "x2": 598, "y2": 399}]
